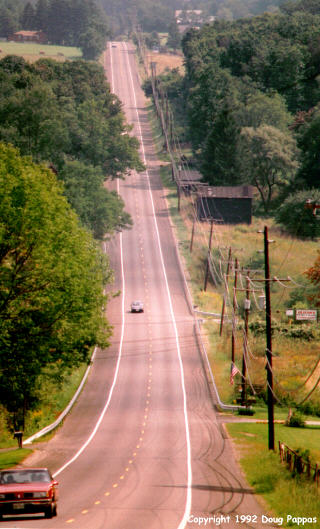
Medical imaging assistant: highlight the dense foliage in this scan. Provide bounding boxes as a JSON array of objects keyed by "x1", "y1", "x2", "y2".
[
  {"x1": 0, "y1": 0, "x2": 109, "y2": 59},
  {"x1": 0, "y1": 55, "x2": 144, "y2": 238},
  {"x1": 164, "y1": 1, "x2": 320, "y2": 218},
  {"x1": 306, "y1": 250, "x2": 320, "y2": 306},
  {"x1": 275, "y1": 189, "x2": 320, "y2": 238},
  {"x1": 100, "y1": 0, "x2": 283, "y2": 36},
  {"x1": 0, "y1": 143, "x2": 112, "y2": 430}
]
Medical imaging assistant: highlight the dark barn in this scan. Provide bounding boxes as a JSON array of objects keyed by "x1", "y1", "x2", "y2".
[{"x1": 196, "y1": 186, "x2": 253, "y2": 224}]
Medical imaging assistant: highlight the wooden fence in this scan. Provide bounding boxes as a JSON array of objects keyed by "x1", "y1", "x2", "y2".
[{"x1": 279, "y1": 442, "x2": 320, "y2": 485}]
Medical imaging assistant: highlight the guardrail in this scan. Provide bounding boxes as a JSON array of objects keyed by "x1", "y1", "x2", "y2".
[
  {"x1": 279, "y1": 441, "x2": 320, "y2": 485},
  {"x1": 23, "y1": 348, "x2": 97, "y2": 445}
]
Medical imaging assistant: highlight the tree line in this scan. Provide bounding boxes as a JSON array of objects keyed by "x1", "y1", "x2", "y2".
[
  {"x1": 100, "y1": 0, "x2": 283, "y2": 37},
  {"x1": 0, "y1": 0, "x2": 109, "y2": 59},
  {"x1": 146, "y1": 0, "x2": 320, "y2": 238},
  {"x1": 0, "y1": 55, "x2": 144, "y2": 431}
]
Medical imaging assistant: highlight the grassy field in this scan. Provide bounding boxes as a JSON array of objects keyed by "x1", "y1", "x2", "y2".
[
  {"x1": 226, "y1": 422, "x2": 320, "y2": 528},
  {"x1": 0, "y1": 361, "x2": 88, "y2": 469},
  {"x1": 143, "y1": 50, "x2": 184, "y2": 76},
  {"x1": 0, "y1": 41, "x2": 82, "y2": 62}
]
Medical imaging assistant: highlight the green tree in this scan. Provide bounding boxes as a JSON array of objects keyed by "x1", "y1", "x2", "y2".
[
  {"x1": 200, "y1": 102, "x2": 241, "y2": 185},
  {"x1": 306, "y1": 249, "x2": 320, "y2": 308},
  {"x1": 34, "y1": 0, "x2": 49, "y2": 32},
  {"x1": 0, "y1": 143, "x2": 112, "y2": 430},
  {"x1": 295, "y1": 108, "x2": 320, "y2": 189},
  {"x1": 275, "y1": 189, "x2": 320, "y2": 238},
  {"x1": 167, "y1": 21, "x2": 181, "y2": 50},
  {"x1": 235, "y1": 92, "x2": 293, "y2": 131},
  {"x1": 59, "y1": 160, "x2": 132, "y2": 239},
  {"x1": 0, "y1": 57, "x2": 144, "y2": 237},
  {"x1": 52, "y1": 0, "x2": 108, "y2": 56},
  {"x1": 0, "y1": 6, "x2": 19, "y2": 37},
  {"x1": 239, "y1": 125, "x2": 299, "y2": 212},
  {"x1": 20, "y1": 2, "x2": 36, "y2": 30},
  {"x1": 79, "y1": 26, "x2": 106, "y2": 60}
]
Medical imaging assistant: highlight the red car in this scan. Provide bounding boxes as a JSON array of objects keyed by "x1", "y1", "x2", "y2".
[{"x1": 0, "y1": 468, "x2": 58, "y2": 519}]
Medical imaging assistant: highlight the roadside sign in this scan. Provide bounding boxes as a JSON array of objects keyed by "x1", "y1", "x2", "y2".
[{"x1": 295, "y1": 309, "x2": 317, "y2": 321}]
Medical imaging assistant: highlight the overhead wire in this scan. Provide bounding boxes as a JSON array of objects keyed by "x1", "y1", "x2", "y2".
[{"x1": 140, "y1": 34, "x2": 320, "y2": 410}]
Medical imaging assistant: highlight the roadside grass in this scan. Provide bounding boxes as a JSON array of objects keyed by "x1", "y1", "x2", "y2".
[
  {"x1": 0, "y1": 41, "x2": 82, "y2": 61},
  {"x1": 0, "y1": 362, "x2": 88, "y2": 457},
  {"x1": 0, "y1": 449, "x2": 33, "y2": 469},
  {"x1": 25, "y1": 362, "x2": 89, "y2": 438},
  {"x1": 226, "y1": 422, "x2": 320, "y2": 527}
]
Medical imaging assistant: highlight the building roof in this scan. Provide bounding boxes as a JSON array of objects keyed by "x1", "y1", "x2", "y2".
[
  {"x1": 178, "y1": 169, "x2": 202, "y2": 182},
  {"x1": 197, "y1": 185, "x2": 253, "y2": 199},
  {"x1": 14, "y1": 30, "x2": 44, "y2": 36}
]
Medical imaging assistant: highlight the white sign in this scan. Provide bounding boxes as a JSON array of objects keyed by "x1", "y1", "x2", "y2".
[{"x1": 295, "y1": 309, "x2": 317, "y2": 321}]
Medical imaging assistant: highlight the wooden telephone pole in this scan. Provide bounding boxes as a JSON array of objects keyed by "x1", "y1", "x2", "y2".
[
  {"x1": 264, "y1": 226, "x2": 274, "y2": 450},
  {"x1": 241, "y1": 273, "x2": 250, "y2": 406},
  {"x1": 219, "y1": 247, "x2": 232, "y2": 335},
  {"x1": 231, "y1": 258, "x2": 238, "y2": 366},
  {"x1": 254, "y1": 227, "x2": 290, "y2": 449},
  {"x1": 203, "y1": 220, "x2": 214, "y2": 291}
]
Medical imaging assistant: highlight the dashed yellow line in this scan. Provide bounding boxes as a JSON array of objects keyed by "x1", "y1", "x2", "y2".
[{"x1": 66, "y1": 332, "x2": 153, "y2": 523}]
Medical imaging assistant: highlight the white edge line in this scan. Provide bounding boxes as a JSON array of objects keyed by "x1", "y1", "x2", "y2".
[
  {"x1": 123, "y1": 42, "x2": 192, "y2": 529},
  {"x1": 53, "y1": 52, "x2": 126, "y2": 479},
  {"x1": 23, "y1": 45, "x2": 117, "y2": 448},
  {"x1": 23, "y1": 348, "x2": 97, "y2": 445}
]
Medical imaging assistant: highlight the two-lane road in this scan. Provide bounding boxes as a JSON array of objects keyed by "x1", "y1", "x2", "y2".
[{"x1": 4, "y1": 42, "x2": 274, "y2": 529}]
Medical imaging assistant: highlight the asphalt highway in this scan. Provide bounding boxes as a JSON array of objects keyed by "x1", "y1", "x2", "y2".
[{"x1": 2, "y1": 42, "x2": 276, "y2": 529}]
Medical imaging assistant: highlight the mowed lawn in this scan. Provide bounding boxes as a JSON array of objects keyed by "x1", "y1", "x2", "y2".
[{"x1": 0, "y1": 41, "x2": 82, "y2": 61}]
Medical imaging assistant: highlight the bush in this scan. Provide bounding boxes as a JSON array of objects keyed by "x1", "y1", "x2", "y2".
[
  {"x1": 285, "y1": 411, "x2": 305, "y2": 428},
  {"x1": 275, "y1": 189, "x2": 320, "y2": 239}
]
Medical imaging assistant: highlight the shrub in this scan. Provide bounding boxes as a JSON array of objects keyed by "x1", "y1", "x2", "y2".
[
  {"x1": 275, "y1": 189, "x2": 320, "y2": 239},
  {"x1": 285, "y1": 412, "x2": 305, "y2": 428}
]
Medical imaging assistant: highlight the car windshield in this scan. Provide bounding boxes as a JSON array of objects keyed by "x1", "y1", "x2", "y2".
[{"x1": 0, "y1": 470, "x2": 51, "y2": 484}]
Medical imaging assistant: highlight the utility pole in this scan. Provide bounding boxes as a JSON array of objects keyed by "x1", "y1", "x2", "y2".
[
  {"x1": 203, "y1": 220, "x2": 214, "y2": 291},
  {"x1": 254, "y1": 229, "x2": 290, "y2": 450},
  {"x1": 241, "y1": 273, "x2": 250, "y2": 406},
  {"x1": 220, "y1": 247, "x2": 232, "y2": 335},
  {"x1": 190, "y1": 216, "x2": 196, "y2": 253},
  {"x1": 231, "y1": 258, "x2": 238, "y2": 365},
  {"x1": 264, "y1": 226, "x2": 274, "y2": 450}
]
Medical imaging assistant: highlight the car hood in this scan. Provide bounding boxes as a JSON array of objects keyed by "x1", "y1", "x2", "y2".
[{"x1": 0, "y1": 483, "x2": 51, "y2": 493}]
